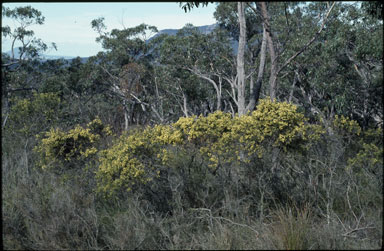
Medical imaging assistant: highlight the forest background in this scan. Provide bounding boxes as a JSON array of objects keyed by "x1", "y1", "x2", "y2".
[{"x1": 2, "y1": 2, "x2": 383, "y2": 249}]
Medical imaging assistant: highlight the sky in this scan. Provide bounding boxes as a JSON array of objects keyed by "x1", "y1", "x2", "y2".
[{"x1": 1, "y1": 2, "x2": 218, "y2": 57}]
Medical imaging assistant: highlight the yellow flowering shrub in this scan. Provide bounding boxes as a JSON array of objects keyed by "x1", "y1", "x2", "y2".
[
  {"x1": 96, "y1": 129, "x2": 163, "y2": 196},
  {"x1": 149, "y1": 124, "x2": 184, "y2": 146},
  {"x1": 8, "y1": 92, "x2": 61, "y2": 137},
  {"x1": 96, "y1": 98, "x2": 325, "y2": 195},
  {"x1": 332, "y1": 115, "x2": 361, "y2": 136},
  {"x1": 172, "y1": 111, "x2": 234, "y2": 167},
  {"x1": 173, "y1": 111, "x2": 233, "y2": 144},
  {"x1": 348, "y1": 142, "x2": 383, "y2": 168},
  {"x1": 35, "y1": 118, "x2": 112, "y2": 170},
  {"x1": 231, "y1": 99, "x2": 321, "y2": 159},
  {"x1": 347, "y1": 127, "x2": 383, "y2": 171}
]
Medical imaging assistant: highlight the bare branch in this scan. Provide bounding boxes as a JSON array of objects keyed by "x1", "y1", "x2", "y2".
[{"x1": 277, "y1": 2, "x2": 336, "y2": 75}]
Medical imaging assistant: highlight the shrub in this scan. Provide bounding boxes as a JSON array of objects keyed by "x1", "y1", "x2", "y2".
[
  {"x1": 332, "y1": 114, "x2": 362, "y2": 137},
  {"x1": 95, "y1": 98, "x2": 325, "y2": 197},
  {"x1": 34, "y1": 117, "x2": 112, "y2": 170},
  {"x1": 347, "y1": 127, "x2": 383, "y2": 171},
  {"x1": 7, "y1": 92, "x2": 62, "y2": 138}
]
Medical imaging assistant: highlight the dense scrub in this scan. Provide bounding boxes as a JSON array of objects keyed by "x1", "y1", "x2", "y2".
[
  {"x1": 3, "y1": 99, "x2": 382, "y2": 250},
  {"x1": 3, "y1": 2, "x2": 383, "y2": 249}
]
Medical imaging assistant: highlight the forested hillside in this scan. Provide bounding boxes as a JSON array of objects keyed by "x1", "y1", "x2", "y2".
[{"x1": 2, "y1": 2, "x2": 383, "y2": 249}]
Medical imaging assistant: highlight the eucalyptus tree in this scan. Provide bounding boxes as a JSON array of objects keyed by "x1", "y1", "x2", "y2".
[
  {"x1": 1, "y1": 5, "x2": 57, "y2": 65},
  {"x1": 214, "y1": 2, "x2": 268, "y2": 113},
  {"x1": 214, "y1": 2, "x2": 262, "y2": 42},
  {"x1": 157, "y1": 24, "x2": 236, "y2": 116},
  {"x1": 91, "y1": 19, "x2": 159, "y2": 129},
  {"x1": 283, "y1": 2, "x2": 383, "y2": 128},
  {"x1": 213, "y1": 2, "x2": 338, "y2": 107},
  {"x1": 2, "y1": 5, "x2": 57, "y2": 128},
  {"x1": 180, "y1": 2, "x2": 267, "y2": 115},
  {"x1": 235, "y1": 2, "x2": 247, "y2": 116},
  {"x1": 245, "y1": 2, "x2": 336, "y2": 102}
]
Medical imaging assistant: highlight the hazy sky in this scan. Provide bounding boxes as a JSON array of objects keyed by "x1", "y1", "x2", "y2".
[{"x1": 1, "y1": 2, "x2": 217, "y2": 57}]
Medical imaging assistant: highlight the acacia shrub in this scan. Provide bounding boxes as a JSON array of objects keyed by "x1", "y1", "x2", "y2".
[
  {"x1": 95, "y1": 99, "x2": 325, "y2": 206},
  {"x1": 34, "y1": 117, "x2": 112, "y2": 171},
  {"x1": 6, "y1": 92, "x2": 62, "y2": 136}
]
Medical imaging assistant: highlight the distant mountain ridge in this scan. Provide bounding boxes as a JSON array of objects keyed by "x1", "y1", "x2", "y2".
[
  {"x1": 3, "y1": 49, "x2": 76, "y2": 61},
  {"x1": 152, "y1": 23, "x2": 218, "y2": 39},
  {"x1": 149, "y1": 23, "x2": 239, "y2": 53}
]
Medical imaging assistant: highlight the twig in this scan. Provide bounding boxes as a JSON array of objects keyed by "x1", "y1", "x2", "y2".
[
  {"x1": 213, "y1": 216, "x2": 260, "y2": 236},
  {"x1": 190, "y1": 208, "x2": 259, "y2": 237},
  {"x1": 277, "y1": 2, "x2": 336, "y2": 75},
  {"x1": 341, "y1": 225, "x2": 375, "y2": 237}
]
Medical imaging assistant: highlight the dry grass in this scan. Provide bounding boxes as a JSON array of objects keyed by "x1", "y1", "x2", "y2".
[
  {"x1": 266, "y1": 204, "x2": 312, "y2": 250},
  {"x1": 2, "y1": 130, "x2": 382, "y2": 250}
]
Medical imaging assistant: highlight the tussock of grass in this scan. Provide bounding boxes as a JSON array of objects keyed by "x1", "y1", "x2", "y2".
[{"x1": 268, "y1": 204, "x2": 312, "y2": 250}]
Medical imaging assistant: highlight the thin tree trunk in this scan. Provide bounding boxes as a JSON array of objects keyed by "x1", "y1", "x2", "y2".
[
  {"x1": 217, "y1": 75, "x2": 222, "y2": 111},
  {"x1": 123, "y1": 100, "x2": 129, "y2": 131},
  {"x1": 124, "y1": 108, "x2": 129, "y2": 131},
  {"x1": 247, "y1": 24, "x2": 267, "y2": 111},
  {"x1": 259, "y1": 2, "x2": 278, "y2": 102},
  {"x1": 288, "y1": 71, "x2": 298, "y2": 103},
  {"x1": 258, "y1": 1, "x2": 335, "y2": 102},
  {"x1": 182, "y1": 92, "x2": 189, "y2": 117},
  {"x1": 237, "y1": 2, "x2": 247, "y2": 116}
]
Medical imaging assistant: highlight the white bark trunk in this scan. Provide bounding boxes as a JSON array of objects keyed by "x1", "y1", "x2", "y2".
[
  {"x1": 237, "y1": 2, "x2": 247, "y2": 116},
  {"x1": 247, "y1": 24, "x2": 267, "y2": 111}
]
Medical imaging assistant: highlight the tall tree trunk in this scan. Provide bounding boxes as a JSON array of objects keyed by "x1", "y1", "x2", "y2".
[
  {"x1": 247, "y1": 24, "x2": 267, "y2": 111},
  {"x1": 216, "y1": 75, "x2": 222, "y2": 111},
  {"x1": 182, "y1": 92, "x2": 189, "y2": 117},
  {"x1": 258, "y1": 1, "x2": 335, "y2": 102},
  {"x1": 123, "y1": 100, "x2": 130, "y2": 131},
  {"x1": 237, "y1": 2, "x2": 247, "y2": 116},
  {"x1": 259, "y1": 2, "x2": 278, "y2": 102}
]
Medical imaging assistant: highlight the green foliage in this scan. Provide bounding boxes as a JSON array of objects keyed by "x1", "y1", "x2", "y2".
[
  {"x1": 2, "y1": 5, "x2": 56, "y2": 60},
  {"x1": 332, "y1": 114, "x2": 362, "y2": 137},
  {"x1": 214, "y1": 2, "x2": 263, "y2": 41},
  {"x1": 348, "y1": 127, "x2": 383, "y2": 171},
  {"x1": 2, "y1": 6, "x2": 45, "y2": 25},
  {"x1": 92, "y1": 20, "x2": 157, "y2": 66},
  {"x1": 7, "y1": 92, "x2": 62, "y2": 137},
  {"x1": 179, "y1": 2, "x2": 213, "y2": 13},
  {"x1": 278, "y1": 2, "x2": 383, "y2": 127},
  {"x1": 34, "y1": 118, "x2": 112, "y2": 170},
  {"x1": 361, "y1": 1, "x2": 383, "y2": 20}
]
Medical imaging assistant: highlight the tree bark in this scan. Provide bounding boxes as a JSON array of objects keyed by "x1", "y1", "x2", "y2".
[
  {"x1": 123, "y1": 100, "x2": 130, "y2": 131},
  {"x1": 259, "y1": 2, "x2": 278, "y2": 102},
  {"x1": 247, "y1": 24, "x2": 267, "y2": 111},
  {"x1": 237, "y1": 2, "x2": 247, "y2": 116},
  {"x1": 182, "y1": 92, "x2": 189, "y2": 117},
  {"x1": 258, "y1": 1, "x2": 335, "y2": 102}
]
